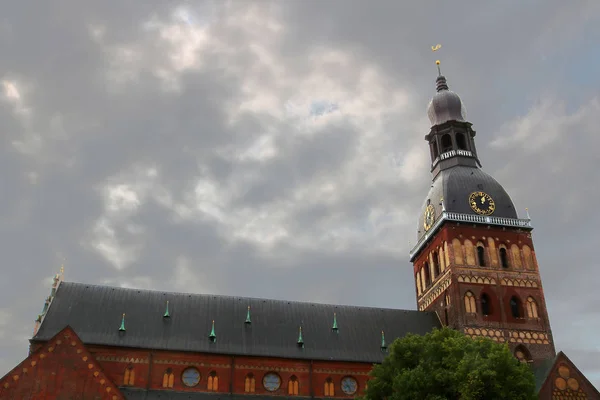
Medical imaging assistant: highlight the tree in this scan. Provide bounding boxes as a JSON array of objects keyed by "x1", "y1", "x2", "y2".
[{"x1": 360, "y1": 327, "x2": 537, "y2": 400}]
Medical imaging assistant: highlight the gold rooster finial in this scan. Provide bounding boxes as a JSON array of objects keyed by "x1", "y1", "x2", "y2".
[{"x1": 431, "y1": 44, "x2": 442, "y2": 52}]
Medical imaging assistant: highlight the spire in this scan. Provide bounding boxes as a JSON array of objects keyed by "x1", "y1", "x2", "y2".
[
  {"x1": 435, "y1": 74, "x2": 449, "y2": 92},
  {"x1": 119, "y1": 313, "x2": 126, "y2": 332},
  {"x1": 163, "y1": 301, "x2": 170, "y2": 318},
  {"x1": 380, "y1": 330, "x2": 387, "y2": 351},
  {"x1": 297, "y1": 326, "x2": 304, "y2": 347},
  {"x1": 209, "y1": 320, "x2": 216, "y2": 342},
  {"x1": 245, "y1": 306, "x2": 251, "y2": 324},
  {"x1": 332, "y1": 312, "x2": 338, "y2": 332}
]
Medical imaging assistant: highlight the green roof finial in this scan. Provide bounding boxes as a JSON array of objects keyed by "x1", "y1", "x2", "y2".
[
  {"x1": 119, "y1": 313, "x2": 126, "y2": 332},
  {"x1": 245, "y1": 306, "x2": 251, "y2": 324},
  {"x1": 209, "y1": 320, "x2": 216, "y2": 342},
  {"x1": 380, "y1": 330, "x2": 387, "y2": 351},
  {"x1": 163, "y1": 300, "x2": 170, "y2": 318},
  {"x1": 332, "y1": 312, "x2": 338, "y2": 331},
  {"x1": 297, "y1": 326, "x2": 304, "y2": 347}
]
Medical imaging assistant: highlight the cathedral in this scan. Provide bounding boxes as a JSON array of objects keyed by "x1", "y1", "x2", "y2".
[{"x1": 1, "y1": 68, "x2": 598, "y2": 400}]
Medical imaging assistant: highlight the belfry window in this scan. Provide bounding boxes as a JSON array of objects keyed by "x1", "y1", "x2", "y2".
[
  {"x1": 526, "y1": 297, "x2": 539, "y2": 319},
  {"x1": 510, "y1": 296, "x2": 522, "y2": 319},
  {"x1": 424, "y1": 262, "x2": 431, "y2": 287},
  {"x1": 464, "y1": 291, "x2": 476, "y2": 314},
  {"x1": 481, "y1": 293, "x2": 491, "y2": 316},
  {"x1": 456, "y1": 132, "x2": 467, "y2": 150},
  {"x1": 432, "y1": 252, "x2": 440, "y2": 278},
  {"x1": 499, "y1": 248, "x2": 509, "y2": 268},
  {"x1": 441, "y1": 134, "x2": 452, "y2": 153},
  {"x1": 477, "y1": 246, "x2": 485, "y2": 267},
  {"x1": 431, "y1": 140, "x2": 439, "y2": 160}
]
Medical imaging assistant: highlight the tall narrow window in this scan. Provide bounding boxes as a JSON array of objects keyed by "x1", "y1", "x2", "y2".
[
  {"x1": 477, "y1": 246, "x2": 485, "y2": 267},
  {"x1": 499, "y1": 247, "x2": 509, "y2": 268},
  {"x1": 123, "y1": 365, "x2": 135, "y2": 386},
  {"x1": 424, "y1": 262, "x2": 431, "y2": 287},
  {"x1": 324, "y1": 378, "x2": 335, "y2": 397},
  {"x1": 162, "y1": 368, "x2": 174, "y2": 388},
  {"x1": 464, "y1": 292, "x2": 476, "y2": 314},
  {"x1": 208, "y1": 371, "x2": 218, "y2": 391},
  {"x1": 480, "y1": 293, "x2": 491, "y2": 316},
  {"x1": 432, "y1": 252, "x2": 440, "y2": 278},
  {"x1": 288, "y1": 376, "x2": 299, "y2": 395},
  {"x1": 526, "y1": 297, "x2": 539, "y2": 319},
  {"x1": 431, "y1": 140, "x2": 439, "y2": 159},
  {"x1": 245, "y1": 374, "x2": 255, "y2": 393},
  {"x1": 441, "y1": 134, "x2": 452, "y2": 153},
  {"x1": 456, "y1": 132, "x2": 467, "y2": 150},
  {"x1": 510, "y1": 296, "x2": 522, "y2": 318}
]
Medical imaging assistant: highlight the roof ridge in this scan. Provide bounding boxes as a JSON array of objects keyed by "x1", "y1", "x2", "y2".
[{"x1": 59, "y1": 281, "x2": 425, "y2": 313}]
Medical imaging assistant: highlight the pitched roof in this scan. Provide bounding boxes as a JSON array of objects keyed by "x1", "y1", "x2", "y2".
[
  {"x1": 1, "y1": 326, "x2": 124, "y2": 399},
  {"x1": 533, "y1": 351, "x2": 600, "y2": 397},
  {"x1": 33, "y1": 282, "x2": 441, "y2": 363}
]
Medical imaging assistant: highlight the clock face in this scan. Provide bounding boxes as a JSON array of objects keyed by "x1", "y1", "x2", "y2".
[
  {"x1": 262, "y1": 372, "x2": 281, "y2": 392},
  {"x1": 341, "y1": 376, "x2": 358, "y2": 395},
  {"x1": 423, "y1": 204, "x2": 435, "y2": 231},
  {"x1": 181, "y1": 367, "x2": 200, "y2": 387},
  {"x1": 469, "y1": 191, "x2": 496, "y2": 215}
]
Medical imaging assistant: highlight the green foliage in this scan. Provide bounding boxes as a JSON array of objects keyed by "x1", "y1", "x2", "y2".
[{"x1": 360, "y1": 327, "x2": 537, "y2": 400}]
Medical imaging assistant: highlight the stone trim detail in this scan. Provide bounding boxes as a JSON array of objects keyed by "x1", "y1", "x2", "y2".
[
  {"x1": 234, "y1": 365, "x2": 309, "y2": 373},
  {"x1": 500, "y1": 278, "x2": 538, "y2": 288},
  {"x1": 96, "y1": 356, "x2": 149, "y2": 364},
  {"x1": 418, "y1": 274, "x2": 451, "y2": 311},
  {"x1": 313, "y1": 369, "x2": 370, "y2": 376},
  {"x1": 463, "y1": 327, "x2": 551, "y2": 345},
  {"x1": 457, "y1": 275, "x2": 497, "y2": 285},
  {"x1": 154, "y1": 359, "x2": 229, "y2": 368}
]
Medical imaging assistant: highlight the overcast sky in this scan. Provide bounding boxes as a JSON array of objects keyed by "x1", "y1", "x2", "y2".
[{"x1": 1, "y1": 0, "x2": 599, "y2": 389}]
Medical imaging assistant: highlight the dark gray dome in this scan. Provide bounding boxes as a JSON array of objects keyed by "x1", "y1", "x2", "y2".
[
  {"x1": 427, "y1": 76, "x2": 467, "y2": 127},
  {"x1": 417, "y1": 166, "x2": 518, "y2": 240}
]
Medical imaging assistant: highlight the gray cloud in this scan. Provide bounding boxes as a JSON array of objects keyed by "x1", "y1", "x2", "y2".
[{"x1": 0, "y1": 0, "x2": 598, "y2": 389}]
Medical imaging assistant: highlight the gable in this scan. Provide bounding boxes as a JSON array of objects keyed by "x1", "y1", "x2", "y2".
[
  {"x1": 33, "y1": 282, "x2": 441, "y2": 363},
  {"x1": 536, "y1": 351, "x2": 600, "y2": 399},
  {"x1": 0, "y1": 326, "x2": 124, "y2": 400}
]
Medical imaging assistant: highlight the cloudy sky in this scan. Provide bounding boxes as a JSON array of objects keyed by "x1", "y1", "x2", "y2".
[{"x1": 1, "y1": 0, "x2": 599, "y2": 388}]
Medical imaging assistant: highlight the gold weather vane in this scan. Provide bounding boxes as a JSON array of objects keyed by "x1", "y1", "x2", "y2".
[{"x1": 431, "y1": 44, "x2": 442, "y2": 75}]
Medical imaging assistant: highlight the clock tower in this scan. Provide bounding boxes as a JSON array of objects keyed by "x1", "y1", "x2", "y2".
[{"x1": 410, "y1": 71, "x2": 556, "y2": 364}]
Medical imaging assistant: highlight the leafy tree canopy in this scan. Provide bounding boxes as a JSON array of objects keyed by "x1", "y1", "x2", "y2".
[{"x1": 360, "y1": 327, "x2": 537, "y2": 400}]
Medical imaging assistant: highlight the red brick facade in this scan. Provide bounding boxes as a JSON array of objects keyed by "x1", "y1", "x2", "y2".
[{"x1": 412, "y1": 222, "x2": 557, "y2": 363}]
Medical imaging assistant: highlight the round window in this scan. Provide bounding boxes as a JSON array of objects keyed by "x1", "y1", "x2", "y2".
[
  {"x1": 262, "y1": 372, "x2": 281, "y2": 392},
  {"x1": 341, "y1": 376, "x2": 358, "y2": 395},
  {"x1": 181, "y1": 367, "x2": 201, "y2": 387}
]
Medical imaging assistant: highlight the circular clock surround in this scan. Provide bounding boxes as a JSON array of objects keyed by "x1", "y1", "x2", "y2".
[
  {"x1": 468, "y1": 191, "x2": 496, "y2": 216},
  {"x1": 423, "y1": 204, "x2": 435, "y2": 231},
  {"x1": 262, "y1": 372, "x2": 281, "y2": 392},
  {"x1": 181, "y1": 367, "x2": 201, "y2": 387},
  {"x1": 341, "y1": 376, "x2": 358, "y2": 395}
]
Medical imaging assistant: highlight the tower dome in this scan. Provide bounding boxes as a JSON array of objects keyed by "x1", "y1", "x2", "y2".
[{"x1": 426, "y1": 75, "x2": 467, "y2": 127}]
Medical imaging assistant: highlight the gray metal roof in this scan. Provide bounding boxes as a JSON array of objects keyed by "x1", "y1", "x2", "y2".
[
  {"x1": 417, "y1": 165, "x2": 518, "y2": 241},
  {"x1": 33, "y1": 282, "x2": 440, "y2": 363}
]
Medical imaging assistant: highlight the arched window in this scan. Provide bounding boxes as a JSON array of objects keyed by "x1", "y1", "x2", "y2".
[
  {"x1": 499, "y1": 247, "x2": 509, "y2": 268},
  {"x1": 245, "y1": 374, "x2": 256, "y2": 393},
  {"x1": 477, "y1": 246, "x2": 485, "y2": 267},
  {"x1": 324, "y1": 377, "x2": 335, "y2": 397},
  {"x1": 288, "y1": 375, "x2": 299, "y2": 395},
  {"x1": 480, "y1": 293, "x2": 492, "y2": 316},
  {"x1": 441, "y1": 134, "x2": 452, "y2": 153},
  {"x1": 526, "y1": 297, "x2": 539, "y2": 319},
  {"x1": 510, "y1": 296, "x2": 522, "y2": 318},
  {"x1": 162, "y1": 368, "x2": 174, "y2": 388},
  {"x1": 424, "y1": 262, "x2": 431, "y2": 287},
  {"x1": 432, "y1": 252, "x2": 440, "y2": 278},
  {"x1": 514, "y1": 345, "x2": 532, "y2": 364},
  {"x1": 464, "y1": 292, "x2": 476, "y2": 314},
  {"x1": 123, "y1": 365, "x2": 135, "y2": 386},
  {"x1": 456, "y1": 132, "x2": 467, "y2": 150},
  {"x1": 208, "y1": 371, "x2": 218, "y2": 391}
]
